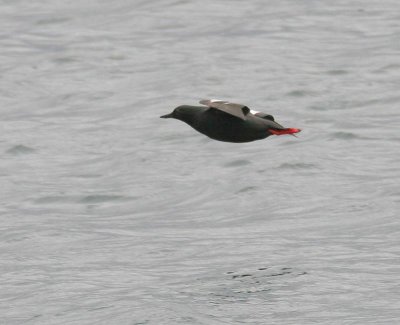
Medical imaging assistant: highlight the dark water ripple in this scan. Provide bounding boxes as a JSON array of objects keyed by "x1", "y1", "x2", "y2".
[{"x1": 6, "y1": 144, "x2": 36, "y2": 155}]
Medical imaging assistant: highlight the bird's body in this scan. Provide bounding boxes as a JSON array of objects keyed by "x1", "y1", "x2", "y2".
[{"x1": 161, "y1": 100, "x2": 301, "y2": 143}]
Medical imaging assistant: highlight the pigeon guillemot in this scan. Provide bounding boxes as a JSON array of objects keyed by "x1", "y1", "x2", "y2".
[{"x1": 160, "y1": 99, "x2": 301, "y2": 143}]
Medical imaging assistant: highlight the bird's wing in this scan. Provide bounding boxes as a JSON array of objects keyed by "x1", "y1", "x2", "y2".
[
  {"x1": 199, "y1": 99, "x2": 250, "y2": 120},
  {"x1": 252, "y1": 112, "x2": 275, "y2": 121},
  {"x1": 248, "y1": 110, "x2": 285, "y2": 129}
]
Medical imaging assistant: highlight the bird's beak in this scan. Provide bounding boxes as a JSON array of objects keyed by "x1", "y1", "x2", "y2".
[{"x1": 160, "y1": 112, "x2": 173, "y2": 118}]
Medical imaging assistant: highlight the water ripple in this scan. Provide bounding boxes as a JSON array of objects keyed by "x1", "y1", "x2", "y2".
[
  {"x1": 330, "y1": 131, "x2": 361, "y2": 140},
  {"x1": 223, "y1": 159, "x2": 251, "y2": 167},
  {"x1": 6, "y1": 145, "x2": 35, "y2": 155},
  {"x1": 278, "y1": 162, "x2": 318, "y2": 170}
]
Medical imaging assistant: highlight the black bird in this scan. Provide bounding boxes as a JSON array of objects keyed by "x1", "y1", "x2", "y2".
[{"x1": 160, "y1": 99, "x2": 301, "y2": 143}]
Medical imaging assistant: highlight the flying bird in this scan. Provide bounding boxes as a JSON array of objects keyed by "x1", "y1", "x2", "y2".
[{"x1": 160, "y1": 99, "x2": 301, "y2": 143}]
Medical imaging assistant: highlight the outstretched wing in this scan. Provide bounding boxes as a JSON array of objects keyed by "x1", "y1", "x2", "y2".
[{"x1": 199, "y1": 99, "x2": 250, "y2": 120}]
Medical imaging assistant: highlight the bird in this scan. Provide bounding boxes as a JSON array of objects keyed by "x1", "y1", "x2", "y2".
[{"x1": 160, "y1": 99, "x2": 301, "y2": 143}]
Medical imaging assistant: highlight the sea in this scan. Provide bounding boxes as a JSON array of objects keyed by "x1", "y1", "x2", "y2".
[{"x1": 1, "y1": 0, "x2": 399, "y2": 324}]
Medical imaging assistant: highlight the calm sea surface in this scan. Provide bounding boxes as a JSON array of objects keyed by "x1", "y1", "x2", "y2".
[{"x1": 1, "y1": 1, "x2": 400, "y2": 324}]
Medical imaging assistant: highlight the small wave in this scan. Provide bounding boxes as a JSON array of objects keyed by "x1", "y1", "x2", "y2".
[
  {"x1": 206, "y1": 267, "x2": 307, "y2": 301},
  {"x1": 286, "y1": 90, "x2": 311, "y2": 97},
  {"x1": 309, "y1": 105, "x2": 328, "y2": 111},
  {"x1": 226, "y1": 267, "x2": 306, "y2": 283},
  {"x1": 36, "y1": 17, "x2": 70, "y2": 25},
  {"x1": 224, "y1": 159, "x2": 251, "y2": 167},
  {"x1": 236, "y1": 186, "x2": 258, "y2": 194},
  {"x1": 6, "y1": 145, "x2": 35, "y2": 155},
  {"x1": 34, "y1": 194, "x2": 134, "y2": 205},
  {"x1": 278, "y1": 162, "x2": 317, "y2": 169},
  {"x1": 80, "y1": 195, "x2": 130, "y2": 204},
  {"x1": 69, "y1": 174, "x2": 103, "y2": 179},
  {"x1": 373, "y1": 63, "x2": 400, "y2": 73},
  {"x1": 326, "y1": 69, "x2": 349, "y2": 75},
  {"x1": 34, "y1": 196, "x2": 77, "y2": 204},
  {"x1": 331, "y1": 131, "x2": 360, "y2": 140},
  {"x1": 53, "y1": 56, "x2": 77, "y2": 64}
]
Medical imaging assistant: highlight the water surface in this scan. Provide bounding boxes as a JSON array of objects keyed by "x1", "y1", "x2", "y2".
[{"x1": 1, "y1": 0, "x2": 400, "y2": 324}]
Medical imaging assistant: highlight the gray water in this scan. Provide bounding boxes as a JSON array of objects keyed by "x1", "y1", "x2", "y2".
[{"x1": 1, "y1": 0, "x2": 400, "y2": 324}]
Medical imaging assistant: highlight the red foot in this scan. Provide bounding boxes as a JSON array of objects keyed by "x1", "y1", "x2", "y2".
[{"x1": 268, "y1": 128, "x2": 301, "y2": 135}]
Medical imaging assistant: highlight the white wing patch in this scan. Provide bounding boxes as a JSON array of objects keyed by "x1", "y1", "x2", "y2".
[
  {"x1": 250, "y1": 109, "x2": 260, "y2": 115},
  {"x1": 199, "y1": 99, "x2": 248, "y2": 120}
]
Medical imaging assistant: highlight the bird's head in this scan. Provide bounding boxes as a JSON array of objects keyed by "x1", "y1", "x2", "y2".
[{"x1": 160, "y1": 105, "x2": 197, "y2": 123}]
